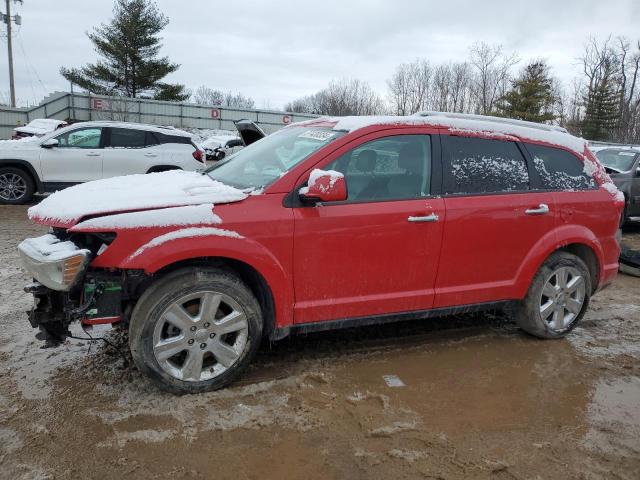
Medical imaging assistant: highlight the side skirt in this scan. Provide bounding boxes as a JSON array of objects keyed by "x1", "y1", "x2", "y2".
[
  {"x1": 271, "y1": 300, "x2": 515, "y2": 341},
  {"x1": 41, "y1": 182, "x2": 80, "y2": 193}
]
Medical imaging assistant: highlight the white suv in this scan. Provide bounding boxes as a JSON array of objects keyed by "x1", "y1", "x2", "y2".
[{"x1": 0, "y1": 121, "x2": 205, "y2": 204}]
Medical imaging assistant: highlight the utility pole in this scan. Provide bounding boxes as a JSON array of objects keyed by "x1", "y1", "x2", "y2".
[{"x1": 3, "y1": 0, "x2": 22, "y2": 107}]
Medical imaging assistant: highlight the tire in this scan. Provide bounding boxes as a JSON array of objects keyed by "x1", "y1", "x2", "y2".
[
  {"x1": 0, "y1": 167, "x2": 35, "y2": 204},
  {"x1": 129, "y1": 267, "x2": 263, "y2": 394},
  {"x1": 513, "y1": 252, "x2": 592, "y2": 339}
]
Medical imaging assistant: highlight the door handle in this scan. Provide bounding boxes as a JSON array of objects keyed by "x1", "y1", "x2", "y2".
[
  {"x1": 86, "y1": 152, "x2": 100, "y2": 156},
  {"x1": 408, "y1": 213, "x2": 439, "y2": 223},
  {"x1": 144, "y1": 153, "x2": 158, "y2": 157},
  {"x1": 525, "y1": 203, "x2": 550, "y2": 215}
]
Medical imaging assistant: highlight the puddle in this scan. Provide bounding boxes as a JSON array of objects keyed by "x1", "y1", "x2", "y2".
[{"x1": 584, "y1": 376, "x2": 640, "y2": 456}]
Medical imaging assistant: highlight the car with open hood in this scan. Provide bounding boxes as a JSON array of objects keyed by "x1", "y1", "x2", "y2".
[{"x1": 18, "y1": 112, "x2": 624, "y2": 394}]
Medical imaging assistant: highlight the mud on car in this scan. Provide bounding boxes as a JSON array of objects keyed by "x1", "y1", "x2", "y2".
[{"x1": 18, "y1": 112, "x2": 624, "y2": 394}]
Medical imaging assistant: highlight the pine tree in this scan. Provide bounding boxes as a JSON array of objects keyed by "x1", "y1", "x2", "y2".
[
  {"x1": 581, "y1": 61, "x2": 620, "y2": 141},
  {"x1": 60, "y1": 0, "x2": 188, "y2": 101},
  {"x1": 495, "y1": 61, "x2": 556, "y2": 123}
]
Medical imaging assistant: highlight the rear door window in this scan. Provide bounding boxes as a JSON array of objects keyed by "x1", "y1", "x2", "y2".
[
  {"x1": 526, "y1": 144, "x2": 595, "y2": 190},
  {"x1": 442, "y1": 136, "x2": 530, "y2": 194},
  {"x1": 109, "y1": 128, "x2": 154, "y2": 148}
]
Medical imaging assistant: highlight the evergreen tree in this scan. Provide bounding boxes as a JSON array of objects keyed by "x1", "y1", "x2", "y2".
[
  {"x1": 581, "y1": 60, "x2": 620, "y2": 141},
  {"x1": 495, "y1": 61, "x2": 556, "y2": 122},
  {"x1": 61, "y1": 0, "x2": 188, "y2": 101}
]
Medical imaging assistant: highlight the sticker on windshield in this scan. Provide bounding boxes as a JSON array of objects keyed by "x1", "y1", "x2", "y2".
[
  {"x1": 298, "y1": 130, "x2": 337, "y2": 142},
  {"x1": 618, "y1": 152, "x2": 636, "y2": 156}
]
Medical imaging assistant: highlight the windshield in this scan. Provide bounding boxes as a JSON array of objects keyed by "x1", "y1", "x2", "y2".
[
  {"x1": 595, "y1": 149, "x2": 637, "y2": 172},
  {"x1": 206, "y1": 127, "x2": 345, "y2": 189}
]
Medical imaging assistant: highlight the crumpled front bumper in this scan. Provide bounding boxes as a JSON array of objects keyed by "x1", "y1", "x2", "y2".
[{"x1": 18, "y1": 234, "x2": 90, "y2": 291}]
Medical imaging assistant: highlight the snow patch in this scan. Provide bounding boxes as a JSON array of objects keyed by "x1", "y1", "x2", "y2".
[
  {"x1": 28, "y1": 170, "x2": 247, "y2": 225},
  {"x1": 18, "y1": 234, "x2": 89, "y2": 261},
  {"x1": 299, "y1": 168, "x2": 344, "y2": 195},
  {"x1": 602, "y1": 181, "x2": 625, "y2": 202},
  {"x1": 73, "y1": 204, "x2": 221, "y2": 230},
  {"x1": 0, "y1": 136, "x2": 39, "y2": 148},
  {"x1": 128, "y1": 226, "x2": 242, "y2": 261}
]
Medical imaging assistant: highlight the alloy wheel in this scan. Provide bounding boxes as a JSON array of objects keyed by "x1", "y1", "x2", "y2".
[
  {"x1": 539, "y1": 266, "x2": 586, "y2": 332},
  {"x1": 0, "y1": 173, "x2": 27, "y2": 201},
  {"x1": 152, "y1": 291, "x2": 249, "y2": 382}
]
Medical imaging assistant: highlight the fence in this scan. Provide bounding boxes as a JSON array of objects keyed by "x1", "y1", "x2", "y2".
[{"x1": 0, "y1": 92, "x2": 319, "y2": 139}]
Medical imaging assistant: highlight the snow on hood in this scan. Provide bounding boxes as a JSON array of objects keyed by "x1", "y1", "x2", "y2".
[
  {"x1": 72, "y1": 203, "x2": 222, "y2": 231},
  {"x1": 28, "y1": 170, "x2": 247, "y2": 226},
  {"x1": 0, "y1": 137, "x2": 40, "y2": 149}
]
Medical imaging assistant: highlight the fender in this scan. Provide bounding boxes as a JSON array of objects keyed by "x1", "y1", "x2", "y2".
[
  {"x1": 513, "y1": 224, "x2": 604, "y2": 298},
  {"x1": 115, "y1": 233, "x2": 294, "y2": 329},
  {"x1": 0, "y1": 159, "x2": 42, "y2": 191}
]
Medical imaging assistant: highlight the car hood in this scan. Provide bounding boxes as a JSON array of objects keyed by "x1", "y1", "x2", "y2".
[
  {"x1": 14, "y1": 125, "x2": 54, "y2": 135},
  {"x1": 235, "y1": 119, "x2": 266, "y2": 146},
  {"x1": 28, "y1": 170, "x2": 248, "y2": 228},
  {"x1": 0, "y1": 137, "x2": 40, "y2": 152}
]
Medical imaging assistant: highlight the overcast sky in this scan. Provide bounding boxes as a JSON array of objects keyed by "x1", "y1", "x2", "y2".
[{"x1": 2, "y1": 0, "x2": 639, "y2": 109}]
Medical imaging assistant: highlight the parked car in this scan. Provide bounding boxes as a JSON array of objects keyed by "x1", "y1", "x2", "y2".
[
  {"x1": 201, "y1": 135, "x2": 244, "y2": 161},
  {"x1": 11, "y1": 118, "x2": 68, "y2": 140},
  {"x1": 594, "y1": 148, "x2": 640, "y2": 224},
  {"x1": 19, "y1": 112, "x2": 623, "y2": 394},
  {"x1": 0, "y1": 121, "x2": 205, "y2": 204}
]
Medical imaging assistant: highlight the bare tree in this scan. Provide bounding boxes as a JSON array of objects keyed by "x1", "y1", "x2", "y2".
[
  {"x1": 192, "y1": 85, "x2": 255, "y2": 109},
  {"x1": 387, "y1": 60, "x2": 431, "y2": 114},
  {"x1": 286, "y1": 79, "x2": 384, "y2": 116},
  {"x1": 469, "y1": 42, "x2": 519, "y2": 114}
]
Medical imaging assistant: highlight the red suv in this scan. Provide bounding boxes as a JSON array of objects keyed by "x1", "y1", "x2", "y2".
[{"x1": 19, "y1": 112, "x2": 624, "y2": 394}]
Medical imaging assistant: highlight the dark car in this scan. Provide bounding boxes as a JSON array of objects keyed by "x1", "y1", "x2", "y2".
[{"x1": 595, "y1": 148, "x2": 640, "y2": 223}]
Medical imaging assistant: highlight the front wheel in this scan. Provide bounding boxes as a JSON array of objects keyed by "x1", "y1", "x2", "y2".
[
  {"x1": 513, "y1": 252, "x2": 592, "y2": 339},
  {"x1": 129, "y1": 267, "x2": 263, "y2": 394},
  {"x1": 0, "y1": 167, "x2": 34, "y2": 204}
]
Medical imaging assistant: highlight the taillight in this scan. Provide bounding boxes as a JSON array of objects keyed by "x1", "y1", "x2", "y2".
[{"x1": 192, "y1": 148, "x2": 204, "y2": 163}]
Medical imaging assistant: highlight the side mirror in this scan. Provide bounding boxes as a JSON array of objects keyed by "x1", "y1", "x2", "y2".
[
  {"x1": 636, "y1": 167, "x2": 640, "y2": 177},
  {"x1": 299, "y1": 169, "x2": 347, "y2": 203},
  {"x1": 41, "y1": 138, "x2": 59, "y2": 148}
]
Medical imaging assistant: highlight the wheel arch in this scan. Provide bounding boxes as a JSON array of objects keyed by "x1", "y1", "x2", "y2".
[
  {"x1": 113, "y1": 233, "x2": 294, "y2": 338},
  {"x1": 0, "y1": 159, "x2": 42, "y2": 191},
  {"x1": 515, "y1": 225, "x2": 604, "y2": 297},
  {"x1": 152, "y1": 257, "x2": 278, "y2": 340}
]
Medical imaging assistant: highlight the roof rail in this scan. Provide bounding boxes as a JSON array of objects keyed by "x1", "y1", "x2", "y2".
[{"x1": 414, "y1": 111, "x2": 569, "y2": 134}]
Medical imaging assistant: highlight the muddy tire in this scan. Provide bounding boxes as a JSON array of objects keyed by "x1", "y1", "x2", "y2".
[
  {"x1": 0, "y1": 167, "x2": 35, "y2": 205},
  {"x1": 129, "y1": 267, "x2": 263, "y2": 394},
  {"x1": 513, "y1": 252, "x2": 591, "y2": 339}
]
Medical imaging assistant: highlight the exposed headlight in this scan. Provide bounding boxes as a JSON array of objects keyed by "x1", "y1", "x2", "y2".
[{"x1": 18, "y1": 234, "x2": 90, "y2": 291}]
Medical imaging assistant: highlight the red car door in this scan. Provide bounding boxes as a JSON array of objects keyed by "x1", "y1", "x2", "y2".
[
  {"x1": 292, "y1": 129, "x2": 445, "y2": 324},
  {"x1": 435, "y1": 134, "x2": 556, "y2": 308}
]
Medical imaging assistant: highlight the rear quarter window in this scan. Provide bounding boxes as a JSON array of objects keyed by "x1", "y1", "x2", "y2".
[
  {"x1": 525, "y1": 144, "x2": 595, "y2": 190},
  {"x1": 157, "y1": 133, "x2": 192, "y2": 145},
  {"x1": 442, "y1": 136, "x2": 530, "y2": 194}
]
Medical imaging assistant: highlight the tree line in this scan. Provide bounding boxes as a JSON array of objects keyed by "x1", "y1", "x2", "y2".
[{"x1": 286, "y1": 38, "x2": 640, "y2": 144}]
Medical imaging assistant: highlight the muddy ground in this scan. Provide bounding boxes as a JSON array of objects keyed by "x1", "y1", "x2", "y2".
[{"x1": 1, "y1": 204, "x2": 639, "y2": 480}]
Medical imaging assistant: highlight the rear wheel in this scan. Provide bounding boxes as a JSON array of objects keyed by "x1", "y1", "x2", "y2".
[
  {"x1": 513, "y1": 252, "x2": 591, "y2": 339},
  {"x1": 129, "y1": 267, "x2": 263, "y2": 394},
  {"x1": 0, "y1": 167, "x2": 34, "y2": 204}
]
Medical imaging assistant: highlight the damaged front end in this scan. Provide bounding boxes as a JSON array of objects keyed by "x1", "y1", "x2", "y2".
[{"x1": 18, "y1": 229, "x2": 141, "y2": 345}]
